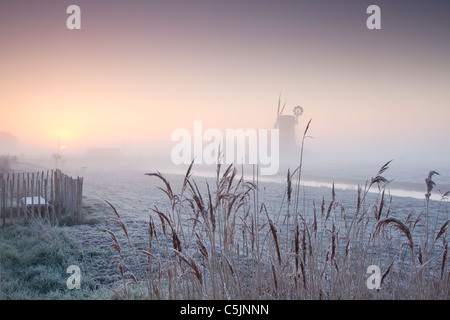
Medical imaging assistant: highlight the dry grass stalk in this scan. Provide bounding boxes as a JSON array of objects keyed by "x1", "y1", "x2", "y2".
[
  {"x1": 145, "y1": 172, "x2": 176, "y2": 209},
  {"x1": 312, "y1": 199, "x2": 318, "y2": 233},
  {"x1": 152, "y1": 207, "x2": 182, "y2": 251},
  {"x1": 441, "y1": 242, "x2": 448, "y2": 280},
  {"x1": 98, "y1": 130, "x2": 450, "y2": 300},
  {"x1": 300, "y1": 261, "x2": 307, "y2": 290},
  {"x1": 137, "y1": 249, "x2": 155, "y2": 259},
  {"x1": 370, "y1": 160, "x2": 392, "y2": 191},
  {"x1": 418, "y1": 245, "x2": 423, "y2": 265},
  {"x1": 267, "y1": 215, "x2": 281, "y2": 266},
  {"x1": 195, "y1": 233, "x2": 209, "y2": 261},
  {"x1": 294, "y1": 223, "x2": 300, "y2": 272},
  {"x1": 148, "y1": 216, "x2": 156, "y2": 251},
  {"x1": 287, "y1": 169, "x2": 292, "y2": 204},
  {"x1": 374, "y1": 217, "x2": 414, "y2": 250},
  {"x1": 173, "y1": 249, "x2": 203, "y2": 285},
  {"x1": 325, "y1": 184, "x2": 335, "y2": 223},
  {"x1": 425, "y1": 171, "x2": 439, "y2": 199},
  {"x1": 320, "y1": 197, "x2": 325, "y2": 218},
  {"x1": 375, "y1": 190, "x2": 385, "y2": 221},
  {"x1": 434, "y1": 219, "x2": 450, "y2": 244},
  {"x1": 379, "y1": 259, "x2": 395, "y2": 290},
  {"x1": 105, "y1": 200, "x2": 121, "y2": 218},
  {"x1": 412, "y1": 211, "x2": 423, "y2": 231},
  {"x1": 104, "y1": 228, "x2": 122, "y2": 260},
  {"x1": 271, "y1": 262, "x2": 278, "y2": 291}
]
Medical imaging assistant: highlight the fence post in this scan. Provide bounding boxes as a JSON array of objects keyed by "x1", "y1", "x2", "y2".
[
  {"x1": 77, "y1": 177, "x2": 83, "y2": 222},
  {"x1": 1, "y1": 175, "x2": 5, "y2": 227},
  {"x1": 16, "y1": 174, "x2": 20, "y2": 219},
  {"x1": 37, "y1": 180, "x2": 41, "y2": 219},
  {"x1": 55, "y1": 170, "x2": 60, "y2": 218},
  {"x1": 6, "y1": 173, "x2": 10, "y2": 223},
  {"x1": 0, "y1": 170, "x2": 83, "y2": 225},
  {"x1": 10, "y1": 178, "x2": 13, "y2": 221},
  {"x1": 10, "y1": 173, "x2": 14, "y2": 220},
  {"x1": 1, "y1": 186, "x2": 5, "y2": 227},
  {"x1": 31, "y1": 174, "x2": 35, "y2": 218},
  {"x1": 44, "y1": 178, "x2": 48, "y2": 221},
  {"x1": 22, "y1": 178, "x2": 26, "y2": 218}
]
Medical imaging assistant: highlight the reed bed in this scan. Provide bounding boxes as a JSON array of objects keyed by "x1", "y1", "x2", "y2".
[{"x1": 104, "y1": 124, "x2": 449, "y2": 300}]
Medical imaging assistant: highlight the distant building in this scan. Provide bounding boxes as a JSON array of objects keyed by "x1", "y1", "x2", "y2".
[
  {"x1": 274, "y1": 102, "x2": 304, "y2": 168},
  {"x1": 278, "y1": 114, "x2": 298, "y2": 162}
]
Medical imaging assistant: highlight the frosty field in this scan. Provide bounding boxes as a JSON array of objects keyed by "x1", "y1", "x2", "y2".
[
  {"x1": 1, "y1": 160, "x2": 449, "y2": 299},
  {"x1": 67, "y1": 161, "x2": 450, "y2": 299}
]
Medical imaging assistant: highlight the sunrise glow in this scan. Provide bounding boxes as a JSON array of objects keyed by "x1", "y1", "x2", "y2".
[{"x1": 0, "y1": 0, "x2": 449, "y2": 167}]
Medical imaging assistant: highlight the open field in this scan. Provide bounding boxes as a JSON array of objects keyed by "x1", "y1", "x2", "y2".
[{"x1": 1, "y1": 159, "x2": 448, "y2": 300}]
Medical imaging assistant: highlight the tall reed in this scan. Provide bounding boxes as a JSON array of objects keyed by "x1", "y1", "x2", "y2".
[{"x1": 104, "y1": 127, "x2": 448, "y2": 300}]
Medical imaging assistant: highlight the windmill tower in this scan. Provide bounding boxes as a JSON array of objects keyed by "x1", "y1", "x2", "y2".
[{"x1": 273, "y1": 98, "x2": 304, "y2": 165}]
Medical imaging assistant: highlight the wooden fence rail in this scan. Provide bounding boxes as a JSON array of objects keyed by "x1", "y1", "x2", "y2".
[{"x1": 0, "y1": 169, "x2": 83, "y2": 226}]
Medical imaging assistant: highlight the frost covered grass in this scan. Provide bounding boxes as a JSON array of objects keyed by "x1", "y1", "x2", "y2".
[
  {"x1": 103, "y1": 125, "x2": 449, "y2": 300},
  {"x1": 1, "y1": 160, "x2": 448, "y2": 300},
  {"x1": 104, "y1": 162, "x2": 449, "y2": 300},
  {"x1": 0, "y1": 220, "x2": 110, "y2": 299}
]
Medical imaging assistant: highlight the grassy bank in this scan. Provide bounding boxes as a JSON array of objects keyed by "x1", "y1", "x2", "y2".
[{"x1": 0, "y1": 220, "x2": 108, "y2": 299}]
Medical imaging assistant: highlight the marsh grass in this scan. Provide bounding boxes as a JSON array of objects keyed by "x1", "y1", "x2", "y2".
[{"x1": 104, "y1": 125, "x2": 449, "y2": 300}]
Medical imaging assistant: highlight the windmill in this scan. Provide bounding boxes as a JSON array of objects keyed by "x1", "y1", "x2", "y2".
[
  {"x1": 293, "y1": 105, "x2": 303, "y2": 120},
  {"x1": 273, "y1": 97, "x2": 287, "y2": 129},
  {"x1": 273, "y1": 96, "x2": 304, "y2": 165},
  {"x1": 273, "y1": 97, "x2": 303, "y2": 129}
]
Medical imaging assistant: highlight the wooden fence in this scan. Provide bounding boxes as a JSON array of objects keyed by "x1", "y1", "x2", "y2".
[{"x1": 0, "y1": 170, "x2": 83, "y2": 226}]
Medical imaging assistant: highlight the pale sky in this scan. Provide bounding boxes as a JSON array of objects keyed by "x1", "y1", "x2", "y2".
[{"x1": 1, "y1": 0, "x2": 449, "y2": 169}]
